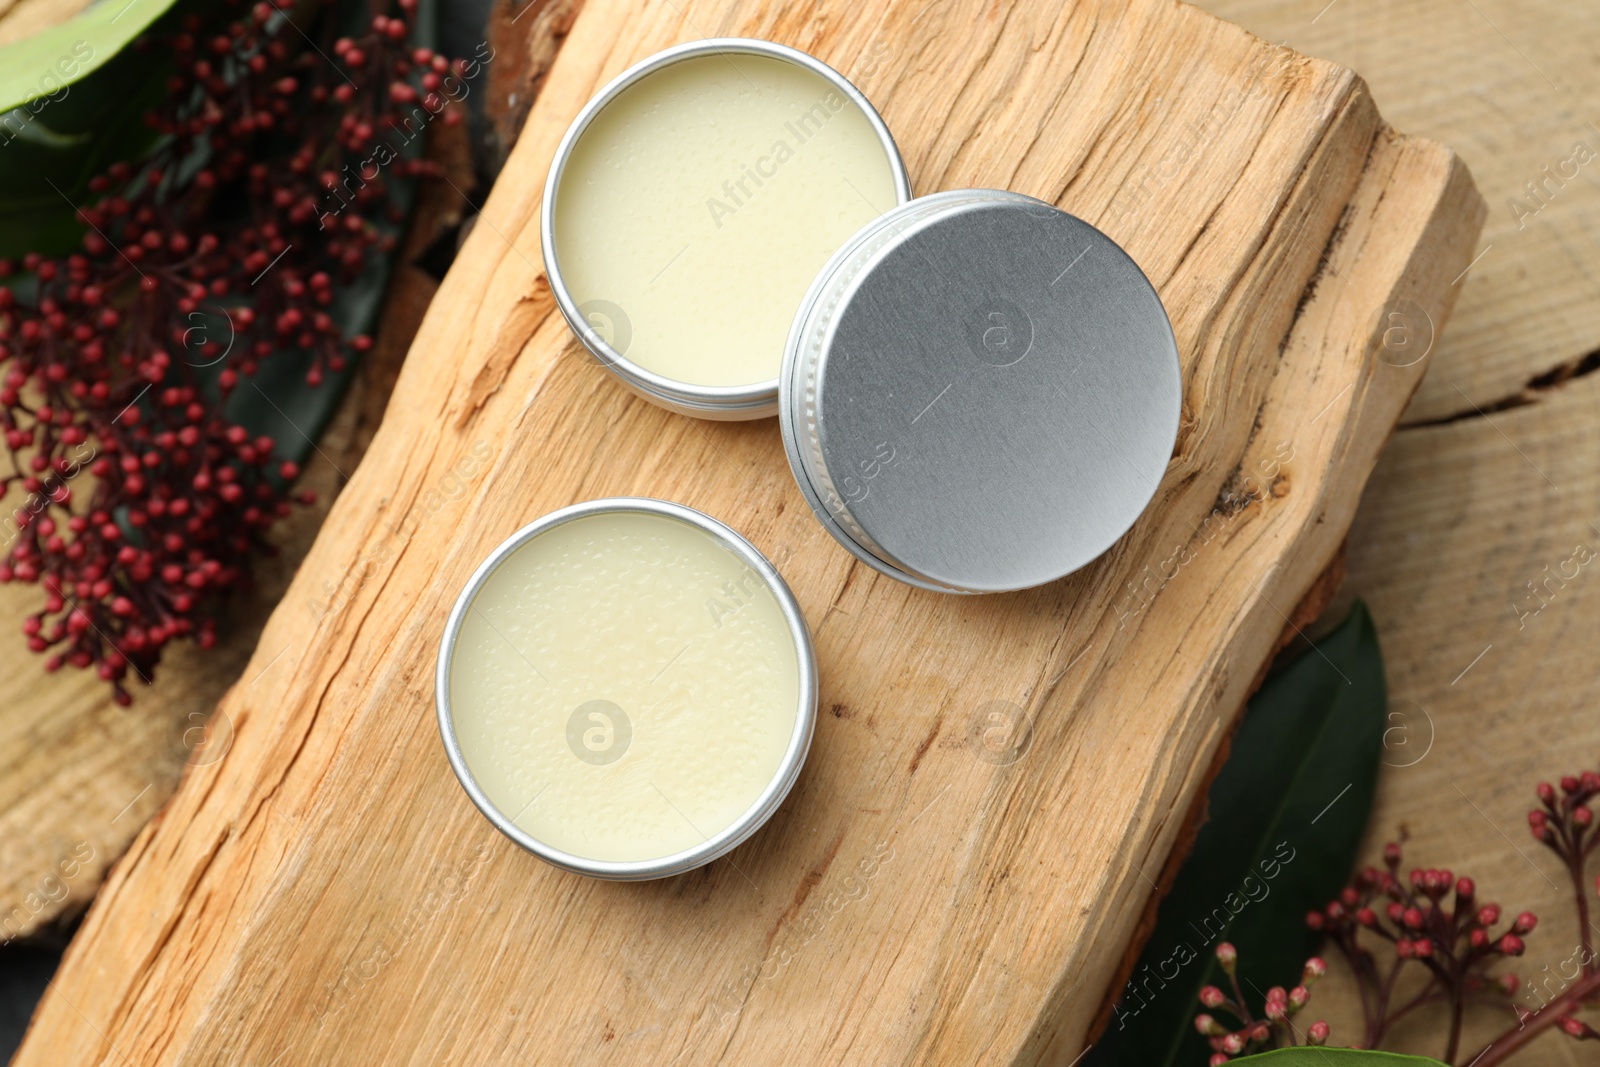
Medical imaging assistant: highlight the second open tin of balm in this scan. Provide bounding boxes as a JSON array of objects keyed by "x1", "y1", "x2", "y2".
[
  {"x1": 780, "y1": 190, "x2": 1182, "y2": 593},
  {"x1": 541, "y1": 39, "x2": 912, "y2": 420},
  {"x1": 436, "y1": 498, "x2": 818, "y2": 880}
]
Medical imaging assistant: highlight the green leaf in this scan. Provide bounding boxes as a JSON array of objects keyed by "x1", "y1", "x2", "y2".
[
  {"x1": 0, "y1": 0, "x2": 183, "y2": 113},
  {"x1": 1085, "y1": 601, "x2": 1387, "y2": 1067},
  {"x1": 0, "y1": 21, "x2": 170, "y2": 258},
  {"x1": 1232, "y1": 1049, "x2": 1447, "y2": 1066}
]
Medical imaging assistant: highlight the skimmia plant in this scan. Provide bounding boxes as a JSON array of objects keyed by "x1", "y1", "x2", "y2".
[
  {"x1": 1202, "y1": 771, "x2": 1600, "y2": 1065},
  {"x1": 1194, "y1": 944, "x2": 1331, "y2": 1063},
  {"x1": 0, "y1": 0, "x2": 463, "y2": 701}
]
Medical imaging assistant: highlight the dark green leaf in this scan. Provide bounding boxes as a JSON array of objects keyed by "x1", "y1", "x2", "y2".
[
  {"x1": 1086, "y1": 601, "x2": 1387, "y2": 1067},
  {"x1": 0, "y1": 36, "x2": 168, "y2": 258},
  {"x1": 1232, "y1": 1050, "x2": 1447, "y2": 1066},
  {"x1": 221, "y1": 0, "x2": 440, "y2": 467}
]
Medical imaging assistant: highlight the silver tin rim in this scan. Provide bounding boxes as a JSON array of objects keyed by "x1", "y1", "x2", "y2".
[
  {"x1": 540, "y1": 38, "x2": 913, "y2": 421},
  {"x1": 435, "y1": 497, "x2": 818, "y2": 880},
  {"x1": 779, "y1": 189, "x2": 1178, "y2": 594}
]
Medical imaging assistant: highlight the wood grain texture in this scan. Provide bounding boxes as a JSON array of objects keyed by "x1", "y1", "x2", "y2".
[
  {"x1": 0, "y1": 0, "x2": 88, "y2": 47},
  {"x1": 1201, "y1": 0, "x2": 1600, "y2": 425},
  {"x1": 14, "y1": 0, "x2": 1484, "y2": 1062}
]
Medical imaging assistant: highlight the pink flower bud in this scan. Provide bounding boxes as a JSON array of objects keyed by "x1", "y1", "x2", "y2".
[
  {"x1": 1499, "y1": 973, "x2": 1520, "y2": 995},
  {"x1": 1194, "y1": 1014, "x2": 1223, "y2": 1036},
  {"x1": 1514, "y1": 912, "x2": 1538, "y2": 934},
  {"x1": 1562, "y1": 775, "x2": 1580, "y2": 794},
  {"x1": 1303, "y1": 957, "x2": 1327, "y2": 982},
  {"x1": 1356, "y1": 907, "x2": 1377, "y2": 927},
  {"x1": 1208, "y1": 1056, "x2": 1228, "y2": 1067},
  {"x1": 1383, "y1": 842, "x2": 1402, "y2": 867},
  {"x1": 1215, "y1": 942, "x2": 1237, "y2": 973},
  {"x1": 1538, "y1": 781, "x2": 1556, "y2": 805},
  {"x1": 1456, "y1": 876, "x2": 1475, "y2": 901},
  {"x1": 1478, "y1": 904, "x2": 1501, "y2": 926},
  {"x1": 1577, "y1": 806, "x2": 1593, "y2": 827},
  {"x1": 1413, "y1": 938, "x2": 1434, "y2": 958},
  {"x1": 1308, "y1": 1021, "x2": 1330, "y2": 1046},
  {"x1": 1288, "y1": 985, "x2": 1309, "y2": 1009},
  {"x1": 1499, "y1": 934, "x2": 1526, "y2": 956},
  {"x1": 1305, "y1": 910, "x2": 1325, "y2": 931},
  {"x1": 1199, "y1": 986, "x2": 1225, "y2": 1009},
  {"x1": 1560, "y1": 1016, "x2": 1588, "y2": 1038},
  {"x1": 1221, "y1": 1032, "x2": 1245, "y2": 1055}
]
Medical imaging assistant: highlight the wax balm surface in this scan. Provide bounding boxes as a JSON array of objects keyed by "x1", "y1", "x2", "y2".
[
  {"x1": 449, "y1": 512, "x2": 801, "y2": 863},
  {"x1": 553, "y1": 53, "x2": 899, "y2": 388}
]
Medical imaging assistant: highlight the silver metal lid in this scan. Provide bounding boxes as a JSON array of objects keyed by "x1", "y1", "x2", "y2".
[{"x1": 780, "y1": 190, "x2": 1181, "y2": 593}]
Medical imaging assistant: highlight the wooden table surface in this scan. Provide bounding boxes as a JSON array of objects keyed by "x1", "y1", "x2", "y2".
[{"x1": 0, "y1": 0, "x2": 1593, "y2": 1061}]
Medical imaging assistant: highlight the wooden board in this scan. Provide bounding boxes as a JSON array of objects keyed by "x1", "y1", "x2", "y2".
[
  {"x1": 1204, "y1": 0, "x2": 1600, "y2": 426},
  {"x1": 13, "y1": 0, "x2": 1484, "y2": 1062}
]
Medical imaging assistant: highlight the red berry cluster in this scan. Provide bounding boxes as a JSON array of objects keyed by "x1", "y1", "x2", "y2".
[
  {"x1": 1310, "y1": 851, "x2": 1534, "y2": 965},
  {"x1": 1526, "y1": 774, "x2": 1600, "y2": 1046},
  {"x1": 0, "y1": 0, "x2": 460, "y2": 702},
  {"x1": 1193, "y1": 942, "x2": 1329, "y2": 1063},
  {"x1": 1308, "y1": 842, "x2": 1527, "y2": 1058},
  {"x1": 1528, "y1": 773, "x2": 1599, "y2": 852}
]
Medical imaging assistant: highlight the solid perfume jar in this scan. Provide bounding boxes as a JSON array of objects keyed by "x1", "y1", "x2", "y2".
[
  {"x1": 436, "y1": 498, "x2": 817, "y2": 879},
  {"x1": 542, "y1": 38, "x2": 911, "y2": 420},
  {"x1": 780, "y1": 189, "x2": 1183, "y2": 593}
]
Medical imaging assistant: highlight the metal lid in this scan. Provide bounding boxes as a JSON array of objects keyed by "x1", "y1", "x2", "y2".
[{"x1": 780, "y1": 190, "x2": 1181, "y2": 593}]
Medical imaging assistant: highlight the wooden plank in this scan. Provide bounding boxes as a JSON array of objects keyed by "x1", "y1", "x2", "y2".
[
  {"x1": 13, "y1": 0, "x2": 1484, "y2": 1062},
  {"x1": 1202, "y1": 0, "x2": 1600, "y2": 424}
]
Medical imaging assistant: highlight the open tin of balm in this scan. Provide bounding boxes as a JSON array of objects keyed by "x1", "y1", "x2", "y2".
[
  {"x1": 781, "y1": 189, "x2": 1183, "y2": 593},
  {"x1": 436, "y1": 498, "x2": 817, "y2": 879},
  {"x1": 542, "y1": 39, "x2": 912, "y2": 419}
]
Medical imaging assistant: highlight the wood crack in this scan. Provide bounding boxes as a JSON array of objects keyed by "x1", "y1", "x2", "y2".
[{"x1": 1402, "y1": 345, "x2": 1600, "y2": 428}]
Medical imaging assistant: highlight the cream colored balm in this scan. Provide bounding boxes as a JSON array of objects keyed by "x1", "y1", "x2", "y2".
[
  {"x1": 443, "y1": 504, "x2": 809, "y2": 873},
  {"x1": 550, "y1": 48, "x2": 903, "y2": 390}
]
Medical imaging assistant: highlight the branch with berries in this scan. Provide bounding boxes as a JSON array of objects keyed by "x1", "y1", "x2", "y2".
[
  {"x1": 1213, "y1": 770, "x2": 1600, "y2": 1066},
  {"x1": 0, "y1": 0, "x2": 465, "y2": 701},
  {"x1": 1194, "y1": 943, "x2": 1331, "y2": 1063},
  {"x1": 1304, "y1": 843, "x2": 1530, "y2": 1063}
]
